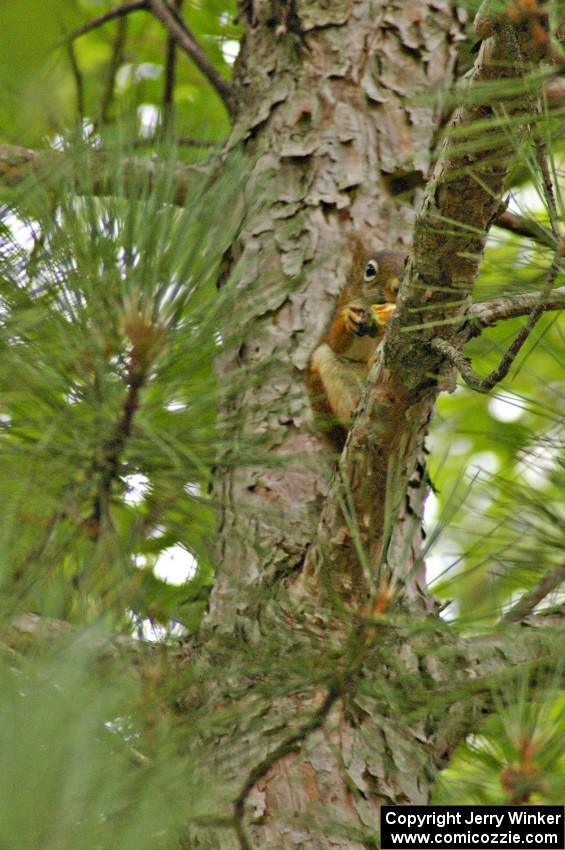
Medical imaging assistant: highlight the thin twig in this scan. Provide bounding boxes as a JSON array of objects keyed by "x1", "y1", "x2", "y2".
[
  {"x1": 89, "y1": 325, "x2": 158, "y2": 534},
  {"x1": 146, "y1": 0, "x2": 235, "y2": 116},
  {"x1": 90, "y1": 366, "x2": 147, "y2": 534},
  {"x1": 502, "y1": 563, "x2": 565, "y2": 624},
  {"x1": 67, "y1": 41, "x2": 85, "y2": 120},
  {"x1": 534, "y1": 132, "x2": 560, "y2": 239},
  {"x1": 431, "y1": 251, "x2": 563, "y2": 393},
  {"x1": 101, "y1": 16, "x2": 129, "y2": 125},
  {"x1": 233, "y1": 686, "x2": 340, "y2": 850},
  {"x1": 162, "y1": 0, "x2": 183, "y2": 133},
  {"x1": 64, "y1": 1, "x2": 147, "y2": 42}
]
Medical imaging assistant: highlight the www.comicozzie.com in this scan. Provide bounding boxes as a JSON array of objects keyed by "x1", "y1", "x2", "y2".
[{"x1": 381, "y1": 806, "x2": 564, "y2": 849}]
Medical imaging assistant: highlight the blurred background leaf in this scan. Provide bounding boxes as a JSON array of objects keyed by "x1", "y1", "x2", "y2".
[
  {"x1": 0, "y1": 0, "x2": 238, "y2": 150},
  {"x1": 0, "y1": 146, "x2": 254, "y2": 630}
]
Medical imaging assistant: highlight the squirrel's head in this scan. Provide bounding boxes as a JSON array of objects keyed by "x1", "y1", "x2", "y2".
[{"x1": 356, "y1": 249, "x2": 409, "y2": 304}]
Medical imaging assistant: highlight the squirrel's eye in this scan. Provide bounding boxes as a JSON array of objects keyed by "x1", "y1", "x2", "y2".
[{"x1": 364, "y1": 259, "x2": 378, "y2": 281}]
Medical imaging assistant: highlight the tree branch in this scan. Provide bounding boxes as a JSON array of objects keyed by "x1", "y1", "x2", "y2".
[
  {"x1": 431, "y1": 250, "x2": 562, "y2": 393},
  {"x1": 66, "y1": 41, "x2": 85, "y2": 121},
  {"x1": 523, "y1": 606, "x2": 565, "y2": 628},
  {"x1": 161, "y1": 0, "x2": 183, "y2": 133},
  {"x1": 146, "y1": 0, "x2": 235, "y2": 116},
  {"x1": 65, "y1": 1, "x2": 147, "y2": 41},
  {"x1": 8, "y1": 612, "x2": 141, "y2": 654},
  {"x1": 493, "y1": 208, "x2": 554, "y2": 247},
  {"x1": 502, "y1": 563, "x2": 565, "y2": 624},
  {"x1": 86, "y1": 314, "x2": 165, "y2": 537},
  {"x1": 63, "y1": 0, "x2": 235, "y2": 116},
  {"x1": 89, "y1": 353, "x2": 149, "y2": 535},
  {"x1": 428, "y1": 624, "x2": 565, "y2": 760},
  {"x1": 100, "y1": 15, "x2": 129, "y2": 125},
  {"x1": 0, "y1": 143, "x2": 209, "y2": 206},
  {"x1": 468, "y1": 286, "x2": 565, "y2": 329},
  {"x1": 132, "y1": 135, "x2": 216, "y2": 148},
  {"x1": 533, "y1": 132, "x2": 560, "y2": 239}
]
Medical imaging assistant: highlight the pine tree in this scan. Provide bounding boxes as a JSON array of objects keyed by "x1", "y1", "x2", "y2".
[{"x1": 0, "y1": 1, "x2": 563, "y2": 848}]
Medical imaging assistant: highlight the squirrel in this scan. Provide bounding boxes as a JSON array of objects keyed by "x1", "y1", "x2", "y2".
[{"x1": 308, "y1": 244, "x2": 408, "y2": 449}]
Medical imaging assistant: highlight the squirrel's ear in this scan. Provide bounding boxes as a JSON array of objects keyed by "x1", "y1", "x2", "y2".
[{"x1": 364, "y1": 259, "x2": 379, "y2": 281}]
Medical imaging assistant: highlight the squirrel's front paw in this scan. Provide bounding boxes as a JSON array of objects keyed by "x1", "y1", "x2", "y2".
[{"x1": 343, "y1": 303, "x2": 372, "y2": 337}]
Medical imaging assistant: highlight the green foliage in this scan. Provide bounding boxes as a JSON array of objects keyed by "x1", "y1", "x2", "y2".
[
  {"x1": 0, "y1": 630, "x2": 212, "y2": 850},
  {"x1": 434, "y1": 683, "x2": 565, "y2": 804},
  {"x1": 416, "y1": 17, "x2": 565, "y2": 799},
  {"x1": 0, "y1": 143, "x2": 251, "y2": 629},
  {"x1": 423, "y1": 77, "x2": 564, "y2": 622},
  {"x1": 427, "y1": 225, "x2": 564, "y2": 624},
  {"x1": 0, "y1": 0, "x2": 239, "y2": 148}
]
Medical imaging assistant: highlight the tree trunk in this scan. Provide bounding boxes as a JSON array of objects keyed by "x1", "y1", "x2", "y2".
[
  {"x1": 209, "y1": 0, "x2": 464, "y2": 624},
  {"x1": 199, "y1": 2, "x2": 467, "y2": 847}
]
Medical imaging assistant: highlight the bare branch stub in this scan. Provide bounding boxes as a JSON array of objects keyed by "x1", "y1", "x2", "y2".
[
  {"x1": 494, "y1": 208, "x2": 554, "y2": 248},
  {"x1": 502, "y1": 563, "x2": 565, "y2": 624}
]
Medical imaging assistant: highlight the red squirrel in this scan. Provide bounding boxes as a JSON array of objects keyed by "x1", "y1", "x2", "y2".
[{"x1": 308, "y1": 245, "x2": 407, "y2": 449}]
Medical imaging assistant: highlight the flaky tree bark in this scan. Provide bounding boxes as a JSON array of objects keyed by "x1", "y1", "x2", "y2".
[
  {"x1": 210, "y1": 0, "x2": 465, "y2": 625},
  {"x1": 203, "y1": 1, "x2": 462, "y2": 847}
]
